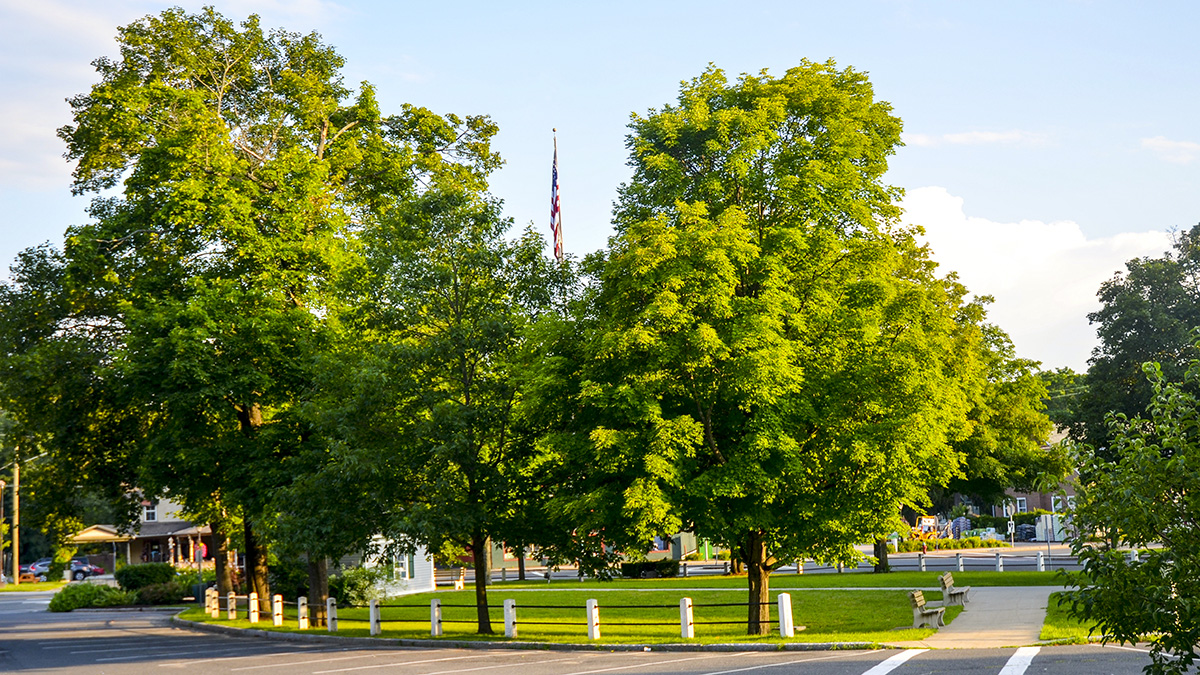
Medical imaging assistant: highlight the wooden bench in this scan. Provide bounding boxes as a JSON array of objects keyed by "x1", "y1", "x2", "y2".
[
  {"x1": 909, "y1": 590, "x2": 945, "y2": 629},
  {"x1": 939, "y1": 572, "x2": 971, "y2": 606}
]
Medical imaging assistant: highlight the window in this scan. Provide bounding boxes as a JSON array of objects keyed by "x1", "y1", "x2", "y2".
[
  {"x1": 1016, "y1": 497, "x2": 1027, "y2": 513},
  {"x1": 1052, "y1": 496, "x2": 1063, "y2": 512},
  {"x1": 143, "y1": 503, "x2": 157, "y2": 522}
]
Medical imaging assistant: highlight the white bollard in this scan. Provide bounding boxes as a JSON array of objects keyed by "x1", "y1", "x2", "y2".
[
  {"x1": 298, "y1": 596, "x2": 309, "y2": 630},
  {"x1": 227, "y1": 592, "x2": 237, "y2": 620},
  {"x1": 777, "y1": 593, "x2": 794, "y2": 638},
  {"x1": 796, "y1": 560, "x2": 803, "y2": 575},
  {"x1": 682, "y1": 562, "x2": 688, "y2": 577},
  {"x1": 1037, "y1": 551, "x2": 1045, "y2": 572},
  {"x1": 369, "y1": 599, "x2": 380, "y2": 635},
  {"x1": 956, "y1": 553, "x2": 964, "y2": 572},
  {"x1": 586, "y1": 599, "x2": 600, "y2": 640},
  {"x1": 1128, "y1": 550, "x2": 1140, "y2": 563},
  {"x1": 327, "y1": 597, "x2": 338, "y2": 632},
  {"x1": 680, "y1": 597, "x2": 694, "y2": 638},
  {"x1": 504, "y1": 598, "x2": 517, "y2": 637},
  {"x1": 272, "y1": 594, "x2": 283, "y2": 626},
  {"x1": 431, "y1": 598, "x2": 443, "y2": 637},
  {"x1": 502, "y1": 567, "x2": 507, "y2": 582},
  {"x1": 995, "y1": 552, "x2": 1004, "y2": 572},
  {"x1": 248, "y1": 592, "x2": 259, "y2": 623},
  {"x1": 917, "y1": 553, "x2": 926, "y2": 572}
]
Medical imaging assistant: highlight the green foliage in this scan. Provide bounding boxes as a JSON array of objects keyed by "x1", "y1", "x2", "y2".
[
  {"x1": 1069, "y1": 225, "x2": 1200, "y2": 453},
  {"x1": 619, "y1": 560, "x2": 680, "y2": 578},
  {"x1": 268, "y1": 552, "x2": 309, "y2": 600},
  {"x1": 895, "y1": 537, "x2": 1009, "y2": 552},
  {"x1": 134, "y1": 580, "x2": 188, "y2": 605},
  {"x1": 1011, "y1": 509, "x2": 1051, "y2": 527},
  {"x1": 1039, "y1": 367, "x2": 1087, "y2": 431},
  {"x1": 1064, "y1": 353, "x2": 1200, "y2": 674},
  {"x1": 48, "y1": 583, "x2": 132, "y2": 612},
  {"x1": 114, "y1": 562, "x2": 176, "y2": 591},
  {"x1": 535, "y1": 61, "x2": 1008, "y2": 634},
  {"x1": 329, "y1": 566, "x2": 383, "y2": 606}
]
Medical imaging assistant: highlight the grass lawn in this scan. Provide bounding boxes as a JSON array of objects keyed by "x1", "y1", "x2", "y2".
[
  {"x1": 181, "y1": 585, "x2": 965, "y2": 645},
  {"x1": 1039, "y1": 592, "x2": 1103, "y2": 643},
  {"x1": 0, "y1": 581, "x2": 67, "y2": 592}
]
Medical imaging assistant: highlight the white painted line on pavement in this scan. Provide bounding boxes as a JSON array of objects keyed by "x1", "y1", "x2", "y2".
[
  {"x1": 860, "y1": 649, "x2": 927, "y2": 675},
  {"x1": 554, "y1": 652, "x2": 751, "y2": 675},
  {"x1": 231, "y1": 652, "x2": 486, "y2": 672},
  {"x1": 998, "y1": 647, "x2": 1039, "y2": 675},
  {"x1": 73, "y1": 640, "x2": 230, "y2": 654},
  {"x1": 694, "y1": 649, "x2": 885, "y2": 675},
  {"x1": 159, "y1": 647, "x2": 349, "y2": 668},
  {"x1": 314, "y1": 656, "x2": 577, "y2": 675},
  {"x1": 97, "y1": 644, "x2": 296, "y2": 662}
]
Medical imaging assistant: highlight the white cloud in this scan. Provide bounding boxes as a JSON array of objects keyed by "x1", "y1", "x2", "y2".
[
  {"x1": 901, "y1": 186, "x2": 1172, "y2": 371},
  {"x1": 904, "y1": 130, "x2": 1046, "y2": 148},
  {"x1": 1141, "y1": 135, "x2": 1200, "y2": 164}
]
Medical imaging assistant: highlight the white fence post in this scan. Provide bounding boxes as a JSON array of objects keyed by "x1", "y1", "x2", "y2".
[
  {"x1": 1037, "y1": 551, "x2": 1045, "y2": 572},
  {"x1": 995, "y1": 552, "x2": 1004, "y2": 572},
  {"x1": 956, "y1": 553, "x2": 964, "y2": 572},
  {"x1": 327, "y1": 597, "x2": 338, "y2": 632},
  {"x1": 272, "y1": 594, "x2": 283, "y2": 626},
  {"x1": 504, "y1": 598, "x2": 517, "y2": 637},
  {"x1": 777, "y1": 593, "x2": 794, "y2": 638},
  {"x1": 796, "y1": 560, "x2": 803, "y2": 575},
  {"x1": 369, "y1": 599, "x2": 380, "y2": 635},
  {"x1": 682, "y1": 562, "x2": 688, "y2": 577},
  {"x1": 917, "y1": 553, "x2": 926, "y2": 572},
  {"x1": 248, "y1": 592, "x2": 259, "y2": 623},
  {"x1": 680, "y1": 597, "x2": 694, "y2": 638},
  {"x1": 1128, "y1": 550, "x2": 1140, "y2": 563},
  {"x1": 431, "y1": 599, "x2": 442, "y2": 636},
  {"x1": 298, "y1": 596, "x2": 308, "y2": 630},
  {"x1": 227, "y1": 592, "x2": 237, "y2": 620},
  {"x1": 586, "y1": 599, "x2": 600, "y2": 640}
]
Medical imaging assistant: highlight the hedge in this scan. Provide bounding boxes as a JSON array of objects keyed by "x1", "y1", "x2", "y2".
[
  {"x1": 48, "y1": 584, "x2": 132, "y2": 612},
  {"x1": 114, "y1": 562, "x2": 176, "y2": 590},
  {"x1": 619, "y1": 560, "x2": 680, "y2": 578}
]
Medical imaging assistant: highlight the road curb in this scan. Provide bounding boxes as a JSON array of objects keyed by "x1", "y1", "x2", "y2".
[{"x1": 169, "y1": 615, "x2": 876, "y2": 652}]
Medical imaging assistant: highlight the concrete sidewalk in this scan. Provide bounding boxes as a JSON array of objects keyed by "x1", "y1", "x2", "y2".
[{"x1": 892, "y1": 585, "x2": 1058, "y2": 649}]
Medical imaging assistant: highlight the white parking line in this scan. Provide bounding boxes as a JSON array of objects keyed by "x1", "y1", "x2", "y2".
[
  {"x1": 554, "y1": 653, "x2": 752, "y2": 675},
  {"x1": 860, "y1": 649, "x2": 927, "y2": 675},
  {"x1": 97, "y1": 644, "x2": 296, "y2": 662},
  {"x1": 314, "y1": 656, "x2": 577, "y2": 675},
  {"x1": 231, "y1": 652, "x2": 489, "y2": 672},
  {"x1": 73, "y1": 640, "x2": 230, "y2": 654},
  {"x1": 998, "y1": 647, "x2": 1040, "y2": 675},
  {"x1": 160, "y1": 647, "x2": 348, "y2": 668},
  {"x1": 694, "y1": 650, "x2": 885, "y2": 675}
]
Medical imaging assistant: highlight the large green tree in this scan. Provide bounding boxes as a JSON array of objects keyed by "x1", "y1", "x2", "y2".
[
  {"x1": 0, "y1": 7, "x2": 498, "y2": 605},
  {"x1": 1070, "y1": 225, "x2": 1200, "y2": 453},
  {"x1": 545, "y1": 63, "x2": 989, "y2": 634},
  {"x1": 1065, "y1": 354, "x2": 1200, "y2": 674}
]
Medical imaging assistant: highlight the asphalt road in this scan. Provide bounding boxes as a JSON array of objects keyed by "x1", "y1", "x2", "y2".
[{"x1": 0, "y1": 590, "x2": 1171, "y2": 674}]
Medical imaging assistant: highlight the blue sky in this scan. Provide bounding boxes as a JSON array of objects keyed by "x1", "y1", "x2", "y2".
[{"x1": 2, "y1": 0, "x2": 1197, "y2": 370}]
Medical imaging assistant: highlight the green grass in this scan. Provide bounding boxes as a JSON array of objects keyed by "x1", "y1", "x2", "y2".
[
  {"x1": 181, "y1": 585, "x2": 966, "y2": 645},
  {"x1": 489, "y1": 570, "x2": 1066, "y2": 590},
  {"x1": 1039, "y1": 592, "x2": 1103, "y2": 643},
  {"x1": 0, "y1": 581, "x2": 67, "y2": 592}
]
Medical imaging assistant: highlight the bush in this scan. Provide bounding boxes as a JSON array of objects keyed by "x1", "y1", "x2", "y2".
[
  {"x1": 135, "y1": 580, "x2": 187, "y2": 605},
  {"x1": 896, "y1": 536, "x2": 1012, "y2": 552},
  {"x1": 48, "y1": 583, "x2": 132, "y2": 612},
  {"x1": 114, "y1": 562, "x2": 176, "y2": 591},
  {"x1": 619, "y1": 560, "x2": 680, "y2": 578},
  {"x1": 268, "y1": 552, "x2": 309, "y2": 599},
  {"x1": 1013, "y1": 509, "x2": 1051, "y2": 527},
  {"x1": 329, "y1": 566, "x2": 382, "y2": 606}
]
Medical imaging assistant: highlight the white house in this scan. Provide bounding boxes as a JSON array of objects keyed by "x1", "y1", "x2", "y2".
[{"x1": 361, "y1": 536, "x2": 436, "y2": 596}]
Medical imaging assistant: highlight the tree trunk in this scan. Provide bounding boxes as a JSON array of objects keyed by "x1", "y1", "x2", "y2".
[
  {"x1": 243, "y1": 520, "x2": 271, "y2": 613},
  {"x1": 307, "y1": 554, "x2": 329, "y2": 627},
  {"x1": 212, "y1": 516, "x2": 233, "y2": 597},
  {"x1": 745, "y1": 530, "x2": 770, "y2": 635},
  {"x1": 471, "y1": 532, "x2": 493, "y2": 634},
  {"x1": 517, "y1": 545, "x2": 526, "y2": 581},
  {"x1": 873, "y1": 538, "x2": 891, "y2": 573}
]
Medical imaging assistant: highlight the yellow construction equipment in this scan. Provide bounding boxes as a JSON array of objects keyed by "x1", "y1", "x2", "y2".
[{"x1": 909, "y1": 516, "x2": 941, "y2": 541}]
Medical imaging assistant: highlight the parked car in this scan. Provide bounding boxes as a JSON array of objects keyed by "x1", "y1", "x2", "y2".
[
  {"x1": 69, "y1": 557, "x2": 104, "y2": 581},
  {"x1": 19, "y1": 558, "x2": 52, "y2": 581}
]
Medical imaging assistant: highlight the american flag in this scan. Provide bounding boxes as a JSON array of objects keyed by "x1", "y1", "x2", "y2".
[{"x1": 550, "y1": 134, "x2": 563, "y2": 262}]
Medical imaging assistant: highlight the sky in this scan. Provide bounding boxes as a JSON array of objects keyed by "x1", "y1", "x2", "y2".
[{"x1": 1, "y1": 0, "x2": 1197, "y2": 371}]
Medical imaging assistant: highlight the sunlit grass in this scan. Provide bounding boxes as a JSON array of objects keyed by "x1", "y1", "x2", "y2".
[{"x1": 0, "y1": 581, "x2": 67, "y2": 592}]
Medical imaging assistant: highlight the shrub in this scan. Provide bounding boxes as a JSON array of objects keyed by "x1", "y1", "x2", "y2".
[
  {"x1": 135, "y1": 580, "x2": 187, "y2": 605},
  {"x1": 48, "y1": 583, "x2": 132, "y2": 612},
  {"x1": 1013, "y1": 509, "x2": 1052, "y2": 527},
  {"x1": 619, "y1": 560, "x2": 680, "y2": 578},
  {"x1": 329, "y1": 566, "x2": 382, "y2": 606},
  {"x1": 896, "y1": 536, "x2": 1012, "y2": 552},
  {"x1": 114, "y1": 562, "x2": 176, "y2": 591}
]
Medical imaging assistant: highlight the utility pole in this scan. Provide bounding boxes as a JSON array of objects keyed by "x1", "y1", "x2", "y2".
[
  {"x1": 0, "y1": 478, "x2": 5, "y2": 583},
  {"x1": 11, "y1": 462, "x2": 17, "y2": 586}
]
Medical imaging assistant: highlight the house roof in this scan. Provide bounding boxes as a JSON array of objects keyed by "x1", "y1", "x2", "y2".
[{"x1": 70, "y1": 521, "x2": 211, "y2": 544}]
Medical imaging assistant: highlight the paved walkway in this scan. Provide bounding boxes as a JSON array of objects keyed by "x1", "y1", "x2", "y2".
[{"x1": 892, "y1": 586, "x2": 1058, "y2": 649}]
